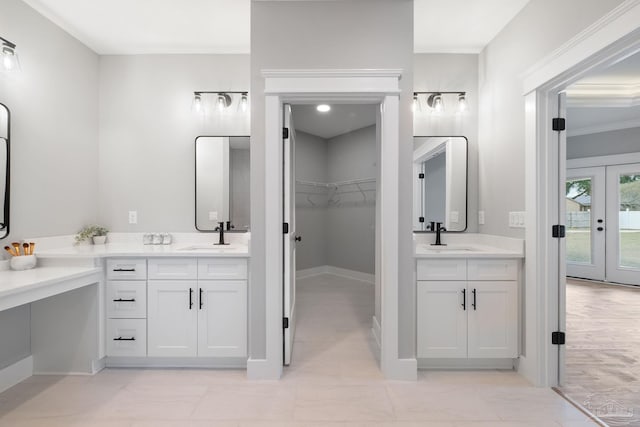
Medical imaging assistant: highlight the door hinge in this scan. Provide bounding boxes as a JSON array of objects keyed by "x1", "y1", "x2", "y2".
[
  {"x1": 552, "y1": 225, "x2": 566, "y2": 238},
  {"x1": 552, "y1": 331, "x2": 565, "y2": 345},
  {"x1": 283, "y1": 222, "x2": 289, "y2": 234},
  {"x1": 283, "y1": 317, "x2": 289, "y2": 329},
  {"x1": 552, "y1": 118, "x2": 566, "y2": 131},
  {"x1": 419, "y1": 217, "x2": 425, "y2": 223},
  {"x1": 283, "y1": 127, "x2": 289, "y2": 139},
  {"x1": 418, "y1": 173, "x2": 425, "y2": 179}
]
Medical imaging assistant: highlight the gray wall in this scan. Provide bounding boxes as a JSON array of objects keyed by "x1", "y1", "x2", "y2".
[
  {"x1": 99, "y1": 54, "x2": 250, "y2": 232},
  {"x1": 478, "y1": 0, "x2": 624, "y2": 237},
  {"x1": 414, "y1": 54, "x2": 479, "y2": 232},
  {"x1": 326, "y1": 125, "x2": 376, "y2": 275},
  {"x1": 0, "y1": 0, "x2": 99, "y2": 371},
  {"x1": 251, "y1": 0, "x2": 413, "y2": 359},
  {"x1": 295, "y1": 130, "x2": 328, "y2": 271},
  {"x1": 568, "y1": 127, "x2": 640, "y2": 159}
]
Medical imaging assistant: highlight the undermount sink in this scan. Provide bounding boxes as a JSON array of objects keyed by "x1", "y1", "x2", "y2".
[{"x1": 178, "y1": 244, "x2": 240, "y2": 251}]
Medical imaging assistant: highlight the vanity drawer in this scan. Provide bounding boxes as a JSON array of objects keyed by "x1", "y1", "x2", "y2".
[
  {"x1": 148, "y1": 258, "x2": 198, "y2": 280},
  {"x1": 468, "y1": 259, "x2": 518, "y2": 281},
  {"x1": 106, "y1": 319, "x2": 146, "y2": 357},
  {"x1": 106, "y1": 281, "x2": 147, "y2": 319},
  {"x1": 417, "y1": 259, "x2": 466, "y2": 281},
  {"x1": 106, "y1": 258, "x2": 147, "y2": 280},
  {"x1": 198, "y1": 258, "x2": 248, "y2": 280}
]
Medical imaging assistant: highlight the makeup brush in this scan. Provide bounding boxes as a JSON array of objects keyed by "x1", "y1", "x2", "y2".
[
  {"x1": 12, "y1": 242, "x2": 20, "y2": 256},
  {"x1": 23, "y1": 243, "x2": 30, "y2": 256},
  {"x1": 4, "y1": 246, "x2": 16, "y2": 257},
  {"x1": 29, "y1": 242, "x2": 35, "y2": 255}
]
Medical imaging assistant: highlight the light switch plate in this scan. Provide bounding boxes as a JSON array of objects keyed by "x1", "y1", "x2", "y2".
[
  {"x1": 450, "y1": 211, "x2": 459, "y2": 223},
  {"x1": 509, "y1": 211, "x2": 525, "y2": 228},
  {"x1": 209, "y1": 211, "x2": 218, "y2": 221},
  {"x1": 128, "y1": 210, "x2": 137, "y2": 224}
]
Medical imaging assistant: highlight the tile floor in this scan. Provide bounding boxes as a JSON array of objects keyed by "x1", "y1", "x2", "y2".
[{"x1": 0, "y1": 273, "x2": 598, "y2": 426}]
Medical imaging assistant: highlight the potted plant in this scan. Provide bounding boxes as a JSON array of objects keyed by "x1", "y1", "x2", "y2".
[{"x1": 75, "y1": 225, "x2": 109, "y2": 245}]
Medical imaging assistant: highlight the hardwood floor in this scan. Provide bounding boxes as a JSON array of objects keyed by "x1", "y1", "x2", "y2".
[{"x1": 562, "y1": 278, "x2": 640, "y2": 426}]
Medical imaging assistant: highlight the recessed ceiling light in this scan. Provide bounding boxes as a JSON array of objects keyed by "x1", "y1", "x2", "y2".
[{"x1": 316, "y1": 104, "x2": 331, "y2": 113}]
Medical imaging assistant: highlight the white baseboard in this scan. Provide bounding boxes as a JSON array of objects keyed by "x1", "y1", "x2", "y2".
[
  {"x1": 105, "y1": 357, "x2": 247, "y2": 369},
  {"x1": 0, "y1": 356, "x2": 33, "y2": 393},
  {"x1": 371, "y1": 316, "x2": 381, "y2": 349},
  {"x1": 297, "y1": 265, "x2": 374, "y2": 284}
]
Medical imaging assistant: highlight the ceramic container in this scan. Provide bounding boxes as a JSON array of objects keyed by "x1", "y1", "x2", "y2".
[{"x1": 11, "y1": 255, "x2": 37, "y2": 271}]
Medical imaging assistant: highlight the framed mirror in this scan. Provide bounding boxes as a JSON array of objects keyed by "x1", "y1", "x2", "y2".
[
  {"x1": 413, "y1": 136, "x2": 467, "y2": 232},
  {"x1": 0, "y1": 103, "x2": 9, "y2": 240},
  {"x1": 195, "y1": 136, "x2": 250, "y2": 232}
]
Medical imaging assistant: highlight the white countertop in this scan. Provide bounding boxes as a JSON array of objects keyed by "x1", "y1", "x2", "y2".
[
  {"x1": 0, "y1": 266, "x2": 103, "y2": 311},
  {"x1": 36, "y1": 243, "x2": 251, "y2": 259},
  {"x1": 414, "y1": 233, "x2": 525, "y2": 259}
]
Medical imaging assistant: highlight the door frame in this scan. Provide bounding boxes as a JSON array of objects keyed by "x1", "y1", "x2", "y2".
[
  {"x1": 261, "y1": 69, "x2": 416, "y2": 380},
  {"x1": 522, "y1": 1, "x2": 640, "y2": 387}
]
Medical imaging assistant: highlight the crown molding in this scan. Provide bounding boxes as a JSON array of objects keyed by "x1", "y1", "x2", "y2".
[
  {"x1": 567, "y1": 116, "x2": 640, "y2": 137},
  {"x1": 567, "y1": 83, "x2": 640, "y2": 107}
]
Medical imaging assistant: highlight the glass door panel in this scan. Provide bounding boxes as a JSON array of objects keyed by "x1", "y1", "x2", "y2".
[{"x1": 566, "y1": 167, "x2": 605, "y2": 281}]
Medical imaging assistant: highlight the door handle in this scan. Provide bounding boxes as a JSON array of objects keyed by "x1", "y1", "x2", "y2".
[
  {"x1": 199, "y1": 288, "x2": 203, "y2": 310},
  {"x1": 461, "y1": 289, "x2": 466, "y2": 310},
  {"x1": 472, "y1": 289, "x2": 477, "y2": 310},
  {"x1": 189, "y1": 288, "x2": 194, "y2": 310},
  {"x1": 113, "y1": 298, "x2": 136, "y2": 302},
  {"x1": 295, "y1": 236, "x2": 302, "y2": 242}
]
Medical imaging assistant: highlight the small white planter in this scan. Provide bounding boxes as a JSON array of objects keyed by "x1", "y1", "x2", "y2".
[
  {"x1": 93, "y1": 235, "x2": 107, "y2": 245},
  {"x1": 11, "y1": 255, "x2": 37, "y2": 271}
]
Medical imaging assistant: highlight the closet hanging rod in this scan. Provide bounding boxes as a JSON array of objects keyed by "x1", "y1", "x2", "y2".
[{"x1": 296, "y1": 177, "x2": 375, "y2": 188}]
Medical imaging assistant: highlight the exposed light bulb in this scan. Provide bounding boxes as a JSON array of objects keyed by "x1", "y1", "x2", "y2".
[
  {"x1": 433, "y1": 96, "x2": 443, "y2": 113},
  {"x1": 412, "y1": 95, "x2": 419, "y2": 112},
  {"x1": 1, "y1": 46, "x2": 19, "y2": 72},
  {"x1": 192, "y1": 93, "x2": 202, "y2": 113},
  {"x1": 317, "y1": 104, "x2": 331, "y2": 113},
  {"x1": 240, "y1": 93, "x2": 248, "y2": 112},
  {"x1": 217, "y1": 94, "x2": 226, "y2": 111},
  {"x1": 458, "y1": 93, "x2": 467, "y2": 113}
]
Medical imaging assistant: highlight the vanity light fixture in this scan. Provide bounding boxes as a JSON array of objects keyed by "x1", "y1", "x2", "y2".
[
  {"x1": 414, "y1": 92, "x2": 468, "y2": 114},
  {"x1": 0, "y1": 37, "x2": 20, "y2": 72},
  {"x1": 240, "y1": 92, "x2": 248, "y2": 112},
  {"x1": 317, "y1": 104, "x2": 331, "y2": 113},
  {"x1": 191, "y1": 91, "x2": 249, "y2": 114}
]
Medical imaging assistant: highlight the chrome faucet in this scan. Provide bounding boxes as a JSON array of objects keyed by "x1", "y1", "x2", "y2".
[
  {"x1": 431, "y1": 222, "x2": 447, "y2": 246},
  {"x1": 214, "y1": 221, "x2": 229, "y2": 245}
]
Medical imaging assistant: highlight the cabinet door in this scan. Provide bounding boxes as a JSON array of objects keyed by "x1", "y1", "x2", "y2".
[
  {"x1": 197, "y1": 281, "x2": 247, "y2": 358},
  {"x1": 147, "y1": 281, "x2": 198, "y2": 357},
  {"x1": 417, "y1": 281, "x2": 467, "y2": 358},
  {"x1": 467, "y1": 281, "x2": 518, "y2": 358}
]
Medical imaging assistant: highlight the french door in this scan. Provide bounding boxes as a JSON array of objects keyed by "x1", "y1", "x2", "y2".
[
  {"x1": 565, "y1": 167, "x2": 606, "y2": 281},
  {"x1": 566, "y1": 163, "x2": 640, "y2": 286},
  {"x1": 605, "y1": 163, "x2": 640, "y2": 286}
]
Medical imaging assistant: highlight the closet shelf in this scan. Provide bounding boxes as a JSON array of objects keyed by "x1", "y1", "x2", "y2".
[{"x1": 296, "y1": 177, "x2": 376, "y2": 189}]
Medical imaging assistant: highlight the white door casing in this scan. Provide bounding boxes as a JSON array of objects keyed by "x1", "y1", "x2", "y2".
[{"x1": 256, "y1": 69, "x2": 414, "y2": 380}]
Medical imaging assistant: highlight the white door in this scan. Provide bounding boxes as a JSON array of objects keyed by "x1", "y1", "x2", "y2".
[
  {"x1": 147, "y1": 281, "x2": 198, "y2": 357},
  {"x1": 566, "y1": 167, "x2": 606, "y2": 281},
  {"x1": 467, "y1": 281, "x2": 518, "y2": 358},
  {"x1": 417, "y1": 281, "x2": 467, "y2": 358},
  {"x1": 606, "y1": 163, "x2": 640, "y2": 285},
  {"x1": 283, "y1": 104, "x2": 297, "y2": 365},
  {"x1": 197, "y1": 281, "x2": 247, "y2": 357}
]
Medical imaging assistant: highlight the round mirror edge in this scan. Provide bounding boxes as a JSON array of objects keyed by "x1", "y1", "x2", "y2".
[
  {"x1": 412, "y1": 135, "x2": 468, "y2": 234},
  {"x1": 0, "y1": 103, "x2": 10, "y2": 240},
  {"x1": 194, "y1": 135, "x2": 250, "y2": 233}
]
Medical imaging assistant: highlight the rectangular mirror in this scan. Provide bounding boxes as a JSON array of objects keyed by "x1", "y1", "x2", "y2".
[
  {"x1": 195, "y1": 136, "x2": 250, "y2": 232},
  {"x1": 413, "y1": 136, "x2": 467, "y2": 232},
  {"x1": 0, "y1": 103, "x2": 9, "y2": 240}
]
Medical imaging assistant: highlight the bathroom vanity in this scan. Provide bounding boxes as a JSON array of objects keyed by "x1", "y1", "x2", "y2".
[{"x1": 414, "y1": 234, "x2": 524, "y2": 369}]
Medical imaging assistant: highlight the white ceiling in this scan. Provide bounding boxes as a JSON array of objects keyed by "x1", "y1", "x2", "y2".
[
  {"x1": 21, "y1": 0, "x2": 530, "y2": 55},
  {"x1": 567, "y1": 51, "x2": 640, "y2": 137},
  {"x1": 414, "y1": 0, "x2": 530, "y2": 53},
  {"x1": 291, "y1": 104, "x2": 377, "y2": 140}
]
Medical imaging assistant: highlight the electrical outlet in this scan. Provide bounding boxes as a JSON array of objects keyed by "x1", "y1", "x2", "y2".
[
  {"x1": 478, "y1": 211, "x2": 485, "y2": 225},
  {"x1": 450, "y1": 211, "x2": 459, "y2": 223},
  {"x1": 128, "y1": 210, "x2": 137, "y2": 224},
  {"x1": 209, "y1": 211, "x2": 218, "y2": 221}
]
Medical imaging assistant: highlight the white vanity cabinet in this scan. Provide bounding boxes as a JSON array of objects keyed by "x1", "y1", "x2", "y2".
[
  {"x1": 147, "y1": 258, "x2": 247, "y2": 358},
  {"x1": 106, "y1": 258, "x2": 148, "y2": 357},
  {"x1": 417, "y1": 258, "x2": 518, "y2": 359}
]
